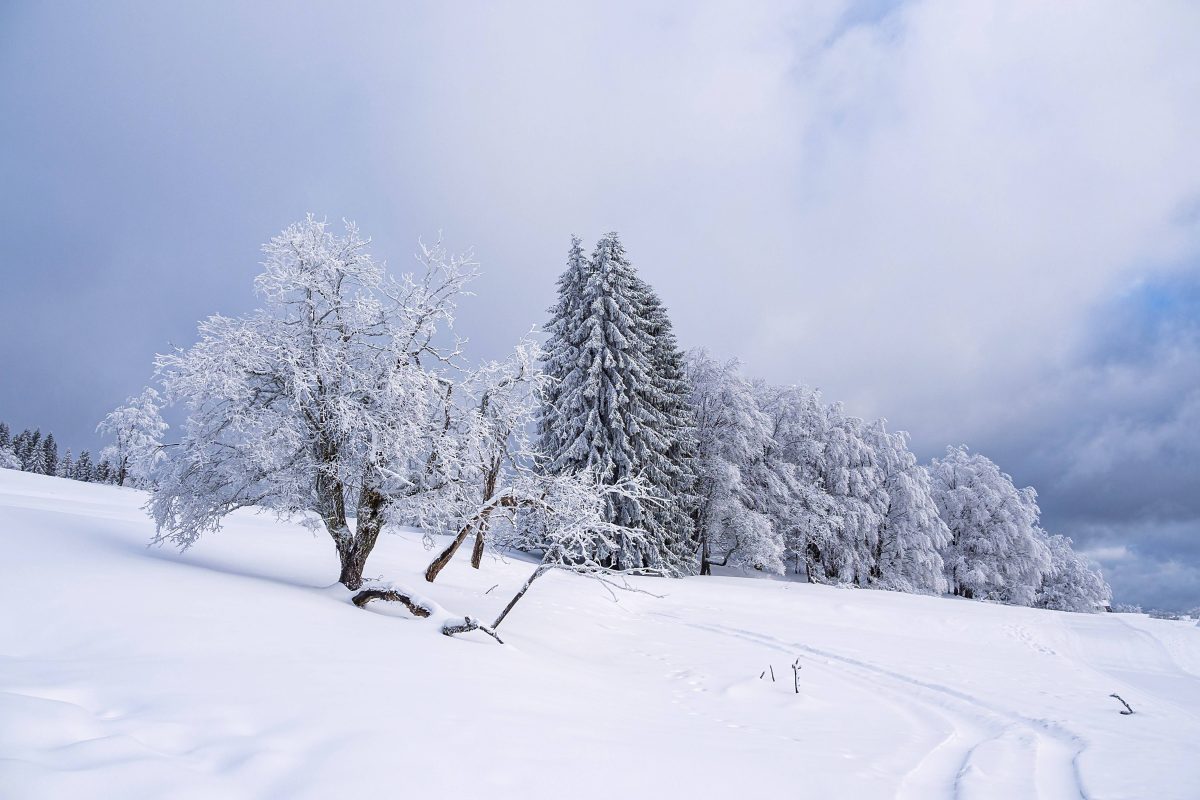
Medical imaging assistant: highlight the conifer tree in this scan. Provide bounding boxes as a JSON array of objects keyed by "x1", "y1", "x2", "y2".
[
  {"x1": 74, "y1": 450, "x2": 94, "y2": 482},
  {"x1": 0, "y1": 421, "x2": 10, "y2": 450},
  {"x1": 58, "y1": 448, "x2": 74, "y2": 479},
  {"x1": 539, "y1": 233, "x2": 691, "y2": 572},
  {"x1": 41, "y1": 433, "x2": 58, "y2": 477}
]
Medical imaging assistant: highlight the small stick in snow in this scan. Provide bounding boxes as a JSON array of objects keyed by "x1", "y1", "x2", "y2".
[
  {"x1": 485, "y1": 584, "x2": 499, "y2": 595},
  {"x1": 792, "y1": 658, "x2": 802, "y2": 694},
  {"x1": 1109, "y1": 693, "x2": 1135, "y2": 715},
  {"x1": 769, "y1": 665, "x2": 775, "y2": 682},
  {"x1": 759, "y1": 670, "x2": 765, "y2": 680}
]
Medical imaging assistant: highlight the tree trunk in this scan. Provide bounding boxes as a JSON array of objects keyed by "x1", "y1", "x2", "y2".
[
  {"x1": 470, "y1": 460, "x2": 500, "y2": 569},
  {"x1": 470, "y1": 519, "x2": 489, "y2": 569},
  {"x1": 699, "y1": 536, "x2": 712, "y2": 576},
  {"x1": 425, "y1": 522, "x2": 475, "y2": 583},
  {"x1": 334, "y1": 480, "x2": 388, "y2": 590}
]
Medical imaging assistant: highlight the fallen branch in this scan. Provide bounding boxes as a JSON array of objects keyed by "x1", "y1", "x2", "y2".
[
  {"x1": 1109, "y1": 693, "x2": 1135, "y2": 715},
  {"x1": 442, "y1": 615, "x2": 504, "y2": 644},
  {"x1": 352, "y1": 588, "x2": 432, "y2": 617},
  {"x1": 352, "y1": 585, "x2": 504, "y2": 644}
]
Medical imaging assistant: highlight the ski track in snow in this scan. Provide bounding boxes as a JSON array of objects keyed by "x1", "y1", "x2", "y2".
[{"x1": 648, "y1": 613, "x2": 1087, "y2": 800}]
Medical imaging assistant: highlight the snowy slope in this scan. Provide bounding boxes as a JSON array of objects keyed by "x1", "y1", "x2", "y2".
[{"x1": 1, "y1": 470, "x2": 1196, "y2": 800}]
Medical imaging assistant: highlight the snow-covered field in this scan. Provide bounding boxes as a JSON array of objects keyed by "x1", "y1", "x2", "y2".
[{"x1": 1, "y1": 470, "x2": 1196, "y2": 799}]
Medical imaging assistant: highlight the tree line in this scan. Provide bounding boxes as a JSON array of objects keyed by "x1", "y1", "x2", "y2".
[
  {"x1": 4, "y1": 217, "x2": 1110, "y2": 631},
  {"x1": 536, "y1": 233, "x2": 1111, "y2": 613},
  {"x1": 1, "y1": 388, "x2": 166, "y2": 488}
]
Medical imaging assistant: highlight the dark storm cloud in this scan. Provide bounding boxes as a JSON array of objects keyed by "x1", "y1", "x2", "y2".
[{"x1": 1, "y1": 1, "x2": 1197, "y2": 606}]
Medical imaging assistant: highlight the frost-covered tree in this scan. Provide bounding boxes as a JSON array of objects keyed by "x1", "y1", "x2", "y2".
[
  {"x1": 866, "y1": 422, "x2": 950, "y2": 594},
  {"x1": 411, "y1": 340, "x2": 553, "y2": 581},
  {"x1": 538, "y1": 233, "x2": 690, "y2": 572},
  {"x1": 0, "y1": 443, "x2": 19, "y2": 471},
  {"x1": 1036, "y1": 532, "x2": 1112, "y2": 613},
  {"x1": 74, "y1": 450, "x2": 94, "y2": 481},
  {"x1": 98, "y1": 388, "x2": 168, "y2": 487},
  {"x1": 686, "y1": 351, "x2": 785, "y2": 575},
  {"x1": 150, "y1": 217, "x2": 476, "y2": 590},
  {"x1": 752, "y1": 382, "x2": 842, "y2": 578},
  {"x1": 750, "y1": 384, "x2": 947, "y2": 593},
  {"x1": 95, "y1": 459, "x2": 114, "y2": 484},
  {"x1": 0, "y1": 422, "x2": 10, "y2": 450},
  {"x1": 928, "y1": 446, "x2": 1051, "y2": 605}
]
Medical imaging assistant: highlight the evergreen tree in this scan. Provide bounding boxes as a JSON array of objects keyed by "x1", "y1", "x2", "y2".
[
  {"x1": 0, "y1": 421, "x2": 10, "y2": 450},
  {"x1": 538, "y1": 235, "x2": 592, "y2": 464},
  {"x1": 41, "y1": 433, "x2": 58, "y2": 477},
  {"x1": 17, "y1": 429, "x2": 41, "y2": 471},
  {"x1": 74, "y1": 450, "x2": 94, "y2": 482},
  {"x1": 95, "y1": 459, "x2": 114, "y2": 484},
  {"x1": 58, "y1": 448, "x2": 74, "y2": 479},
  {"x1": 633, "y1": 278, "x2": 698, "y2": 570},
  {"x1": 539, "y1": 233, "x2": 690, "y2": 572},
  {"x1": 28, "y1": 443, "x2": 47, "y2": 475}
]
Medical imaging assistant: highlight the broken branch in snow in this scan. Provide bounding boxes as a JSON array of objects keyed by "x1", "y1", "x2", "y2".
[
  {"x1": 1109, "y1": 693, "x2": 1135, "y2": 715},
  {"x1": 351, "y1": 584, "x2": 504, "y2": 644},
  {"x1": 352, "y1": 588, "x2": 433, "y2": 617},
  {"x1": 441, "y1": 616, "x2": 504, "y2": 644}
]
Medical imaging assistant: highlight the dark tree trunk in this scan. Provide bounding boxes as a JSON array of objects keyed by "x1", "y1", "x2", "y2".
[
  {"x1": 470, "y1": 459, "x2": 500, "y2": 569},
  {"x1": 329, "y1": 478, "x2": 388, "y2": 591},
  {"x1": 699, "y1": 536, "x2": 712, "y2": 576},
  {"x1": 470, "y1": 522, "x2": 488, "y2": 569},
  {"x1": 425, "y1": 522, "x2": 476, "y2": 583}
]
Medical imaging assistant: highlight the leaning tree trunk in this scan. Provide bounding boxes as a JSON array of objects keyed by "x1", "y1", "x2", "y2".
[{"x1": 424, "y1": 521, "x2": 476, "y2": 583}]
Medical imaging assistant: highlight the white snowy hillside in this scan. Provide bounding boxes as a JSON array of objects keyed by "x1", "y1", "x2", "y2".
[{"x1": 1, "y1": 469, "x2": 1197, "y2": 800}]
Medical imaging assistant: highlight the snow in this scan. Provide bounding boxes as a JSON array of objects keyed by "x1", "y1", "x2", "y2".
[{"x1": 1, "y1": 469, "x2": 1196, "y2": 799}]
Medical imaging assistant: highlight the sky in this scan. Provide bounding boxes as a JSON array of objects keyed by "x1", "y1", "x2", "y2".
[{"x1": 1, "y1": 0, "x2": 1197, "y2": 609}]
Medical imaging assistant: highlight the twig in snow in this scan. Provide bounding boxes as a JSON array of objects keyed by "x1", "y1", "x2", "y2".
[
  {"x1": 1109, "y1": 693, "x2": 1135, "y2": 715},
  {"x1": 769, "y1": 665, "x2": 775, "y2": 682},
  {"x1": 792, "y1": 658, "x2": 802, "y2": 694},
  {"x1": 484, "y1": 584, "x2": 499, "y2": 595}
]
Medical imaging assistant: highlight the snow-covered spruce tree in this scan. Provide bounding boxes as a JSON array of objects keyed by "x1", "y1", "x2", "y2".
[
  {"x1": 97, "y1": 387, "x2": 167, "y2": 487},
  {"x1": 634, "y1": 280, "x2": 699, "y2": 570},
  {"x1": 150, "y1": 217, "x2": 475, "y2": 590},
  {"x1": 928, "y1": 446, "x2": 1051, "y2": 606},
  {"x1": 16, "y1": 429, "x2": 41, "y2": 471},
  {"x1": 0, "y1": 422, "x2": 10, "y2": 451},
  {"x1": 538, "y1": 233, "x2": 689, "y2": 573},
  {"x1": 27, "y1": 439, "x2": 47, "y2": 475},
  {"x1": 1036, "y1": 532, "x2": 1112, "y2": 613},
  {"x1": 41, "y1": 433, "x2": 58, "y2": 477},
  {"x1": 686, "y1": 350, "x2": 785, "y2": 575},
  {"x1": 57, "y1": 448, "x2": 74, "y2": 479},
  {"x1": 74, "y1": 450, "x2": 93, "y2": 481},
  {"x1": 537, "y1": 235, "x2": 592, "y2": 459}
]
